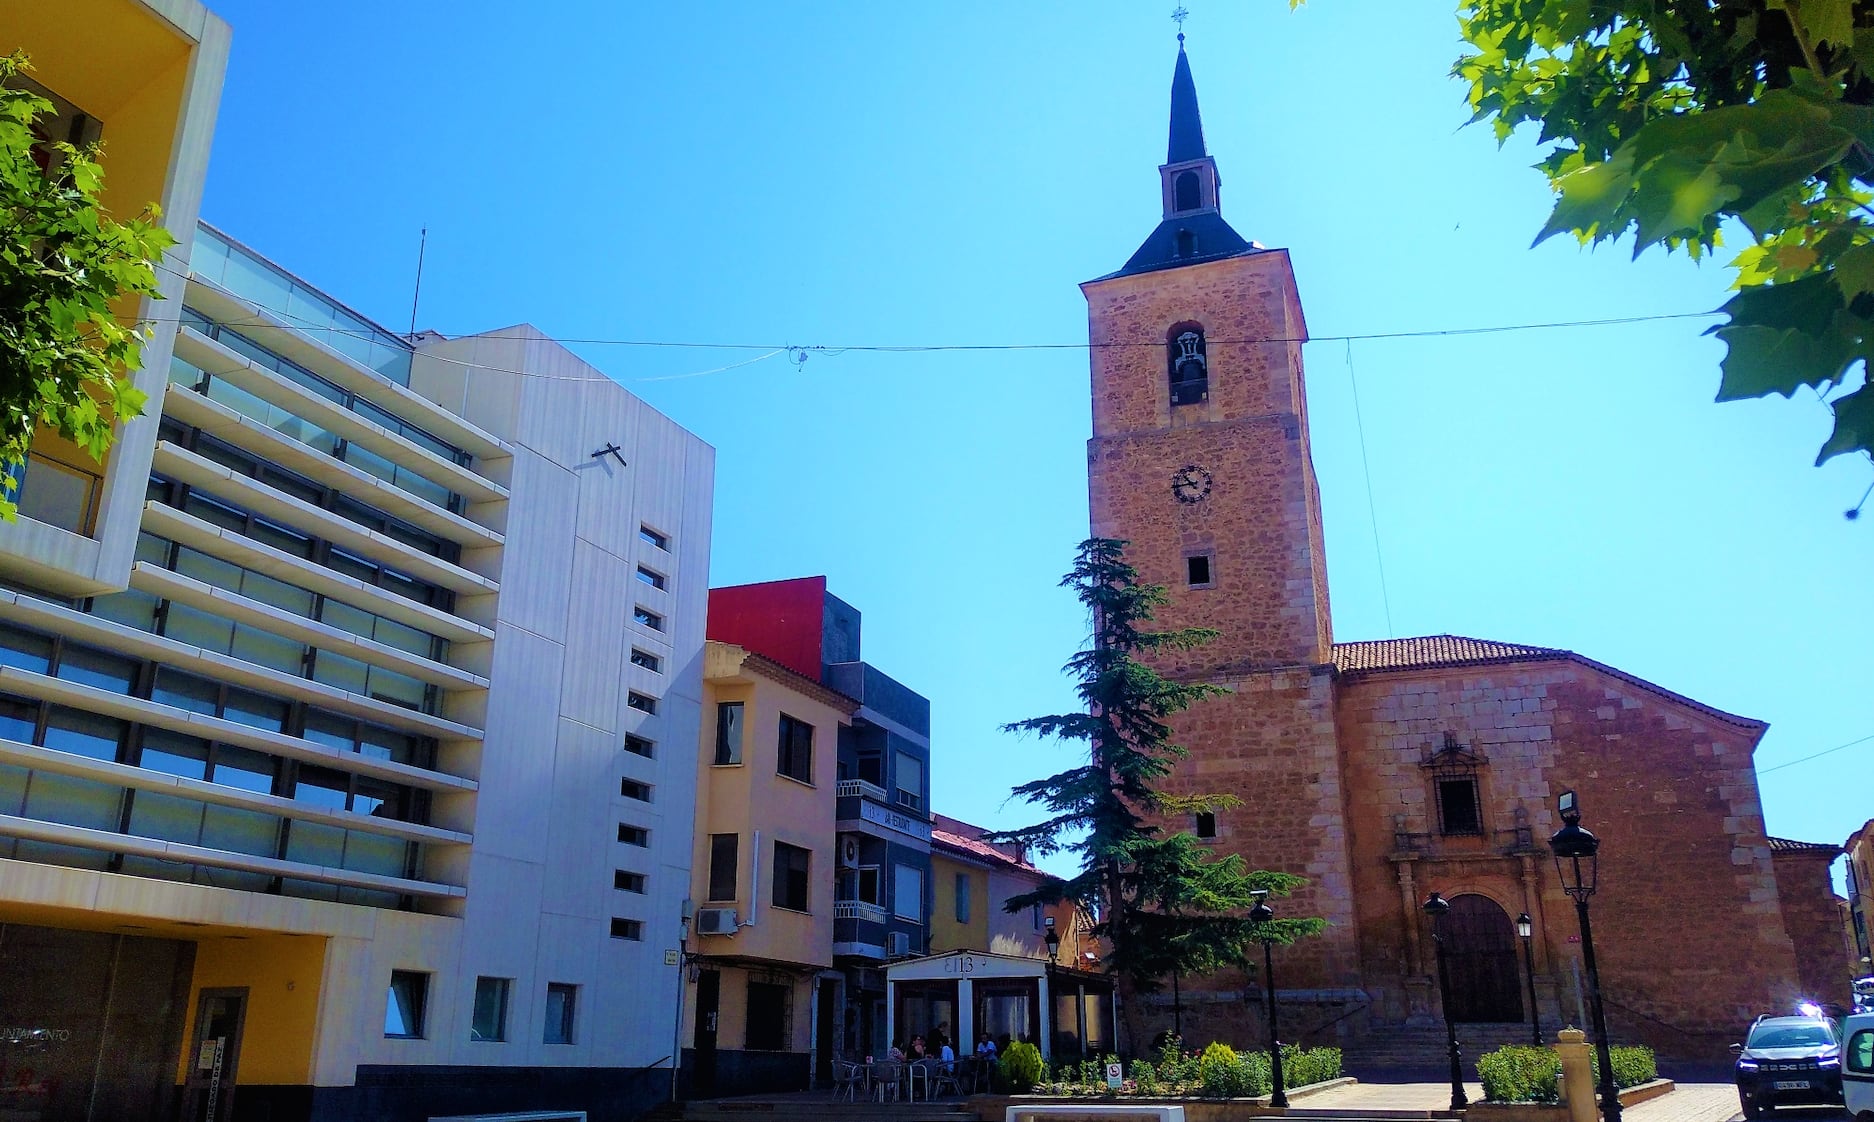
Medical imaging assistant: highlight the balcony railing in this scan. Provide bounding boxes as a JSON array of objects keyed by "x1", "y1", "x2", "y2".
[
  {"x1": 837, "y1": 779, "x2": 888, "y2": 802},
  {"x1": 834, "y1": 900, "x2": 887, "y2": 923}
]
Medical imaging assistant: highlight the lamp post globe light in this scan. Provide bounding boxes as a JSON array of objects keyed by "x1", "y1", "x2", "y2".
[
  {"x1": 1550, "y1": 790, "x2": 1622, "y2": 1122},
  {"x1": 1422, "y1": 892, "x2": 1470, "y2": 1112},
  {"x1": 1516, "y1": 912, "x2": 1542, "y2": 1046},
  {"x1": 1248, "y1": 889, "x2": 1289, "y2": 1109},
  {"x1": 1044, "y1": 916, "x2": 1062, "y2": 1057}
]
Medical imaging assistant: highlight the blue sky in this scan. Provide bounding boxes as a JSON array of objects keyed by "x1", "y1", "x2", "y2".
[{"x1": 194, "y1": 1, "x2": 1873, "y2": 878}]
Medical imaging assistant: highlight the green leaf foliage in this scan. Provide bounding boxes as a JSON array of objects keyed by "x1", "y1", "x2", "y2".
[
  {"x1": 1457, "y1": 0, "x2": 1874, "y2": 465},
  {"x1": 1477, "y1": 1043, "x2": 1657, "y2": 1102},
  {"x1": 987, "y1": 538, "x2": 1324, "y2": 992},
  {"x1": 0, "y1": 52, "x2": 172, "y2": 518},
  {"x1": 999, "y1": 1041, "x2": 1045, "y2": 1092}
]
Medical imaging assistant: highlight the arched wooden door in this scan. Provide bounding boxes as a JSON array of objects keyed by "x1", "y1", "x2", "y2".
[{"x1": 1442, "y1": 894, "x2": 1525, "y2": 1023}]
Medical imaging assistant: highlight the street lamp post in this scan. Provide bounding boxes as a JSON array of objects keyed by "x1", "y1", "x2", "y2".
[
  {"x1": 1249, "y1": 890, "x2": 1289, "y2": 1109},
  {"x1": 1549, "y1": 790, "x2": 1621, "y2": 1122},
  {"x1": 1422, "y1": 892, "x2": 1469, "y2": 1112},
  {"x1": 1044, "y1": 917, "x2": 1062, "y2": 1060},
  {"x1": 1516, "y1": 912, "x2": 1542, "y2": 1046}
]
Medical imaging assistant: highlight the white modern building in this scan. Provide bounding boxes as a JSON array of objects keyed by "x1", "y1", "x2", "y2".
[{"x1": 1, "y1": 166, "x2": 712, "y2": 1122}]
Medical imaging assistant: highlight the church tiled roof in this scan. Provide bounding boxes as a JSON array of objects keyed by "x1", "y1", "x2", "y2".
[
  {"x1": 1332, "y1": 633, "x2": 1764, "y2": 730},
  {"x1": 1767, "y1": 836, "x2": 1843, "y2": 855},
  {"x1": 1332, "y1": 635, "x2": 1566, "y2": 673}
]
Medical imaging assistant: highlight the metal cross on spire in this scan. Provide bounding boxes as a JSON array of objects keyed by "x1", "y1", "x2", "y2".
[{"x1": 1171, "y1": 5, "x2": 1189, "y2": 43}]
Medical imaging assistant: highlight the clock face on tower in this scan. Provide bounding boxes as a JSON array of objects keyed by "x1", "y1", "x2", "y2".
[{"x1": 1171, "y1": 465, "x2": 1212, "y2": 504}]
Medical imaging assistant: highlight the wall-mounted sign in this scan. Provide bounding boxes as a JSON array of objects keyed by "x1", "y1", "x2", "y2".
[
  {"x1": 942, "y1": 955, "x2": 980, "y2": 975},
  {"x1": 856, "y1": 798, "x2": 933, "y2": 842}
]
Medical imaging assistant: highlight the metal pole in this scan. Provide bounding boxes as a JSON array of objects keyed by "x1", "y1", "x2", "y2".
[
  {"x1": 1263, "y1": 939, "x2": 1289, "y2": 1109},
  {"x1": 1575, "y1": 897, "x2": 1622, "y2": 1122},
  {"x1": 1521, "y1": 932, "x2": 1542, "y2": 1046},
  {"x1": 1431, "y1": 926, "x2": 1469, "y2": 1111}
]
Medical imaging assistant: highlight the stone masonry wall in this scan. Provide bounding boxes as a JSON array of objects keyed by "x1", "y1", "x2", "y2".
[
  {"x1": 1771, "y1": 849, "x2": 1852, "y2": 1008},
  {"x1": 1335, "y1": 659, "x2": 1796, "y2": 1056}
]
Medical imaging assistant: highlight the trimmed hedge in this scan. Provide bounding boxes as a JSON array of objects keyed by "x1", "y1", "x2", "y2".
[
  {"x1": 1478, "y1": 1043, "x2": 1658, "y2": 1103},
  {"x1": 1000, "y1": 1040, "x2": 1044, "y2": 1092},
  {"x1": 1029, "y1": 1039, "x2": 1341, "y2": 1099}
]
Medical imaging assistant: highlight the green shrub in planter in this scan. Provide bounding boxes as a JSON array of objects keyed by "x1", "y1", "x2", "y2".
[
  {"x1": 1199, "y1": 1042, "x2": 1250, "y2": 1097},
  {"x1": 1131, "y1": 1059, "x2": 1159, "y2": 1096},
  {"x1": 1238, "y1": 1050, "x2": 1274, "y2": 1097},
  {"x1": 1001, "y1": 1041, "x2": 1044, "y2": 1092},
  {"x1": 1282, "y1": 1044, "x2": 1343, "y2": 1088},
  {"x1": 1594, "y1": 1046, "x2": 1657, "y2": 1089},
  {"x1": 1478, "y1": 1045, "x2": 1562, "y2": 1103}
]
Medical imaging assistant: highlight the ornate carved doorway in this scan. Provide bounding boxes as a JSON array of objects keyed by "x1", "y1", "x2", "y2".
[{"x1": 1443, "y1": 894, "x2": 1524, "y2": 1023}]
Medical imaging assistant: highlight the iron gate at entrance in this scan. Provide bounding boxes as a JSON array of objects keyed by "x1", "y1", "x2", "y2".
[{"x1": 1443, "y1": 894, "x2": 1524, "y2": 1023}]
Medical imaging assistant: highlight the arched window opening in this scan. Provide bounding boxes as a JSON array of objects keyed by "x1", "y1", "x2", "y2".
[
  {"x1": 1175, "y1": 229, "x2": 1197, "y2": 258},
  {"x1": 1167, "y1": 324, "x2": 1207, "y2": 406},
  {"x1": 1174, "y1": 170, "x2": 1201, "y2": 211}
]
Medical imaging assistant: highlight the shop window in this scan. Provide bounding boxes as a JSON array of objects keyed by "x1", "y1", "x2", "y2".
[
  {"x1": 746, "y1": 981, "x2": 792, "y2": 1051},
  {"x1": 385, "y1": 971, "x2": 429, "y2": 1038},
  {"x1": 471, "y1": 976, "x2": 510, "y2": 1042}
]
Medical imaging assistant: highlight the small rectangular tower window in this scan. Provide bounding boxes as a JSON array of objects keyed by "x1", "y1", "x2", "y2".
[
  {"x1": 634, "y1": 607, "x2": 664, "y2": 631},
  {"x1": 610, "y1": 918, "x2": 643, "y2": 941},
  {"x1": 630, "y1": 648, "x2": 661, "y2": 673},
  {"x1": 627, "y1": 691, "x2": 658, "y2": 714},
  {"x1": 639, "y1": 525, "x2": 669, "y2": 550},
  {"x1": 620, "y1": 778, "x2": 652, "y2": 802},
  {"x1": 1194, "y1": 811, "x2": 1217, "y2": 839},
  {"x1": 624, "y1": 733, "x2": 655, "y2": 758},
  {"x1": 636, "y1": 566, "x2": 666, "y2": 589},
  {"x1": 1186, "y1": 554, "x2": 1213, "y2": 587},
  {"x1": 615, "y1": 870, "x2": 646, "y2": 893},
  {"x1": 618, "y1": 824, "x2": 650, "y2": 847}
]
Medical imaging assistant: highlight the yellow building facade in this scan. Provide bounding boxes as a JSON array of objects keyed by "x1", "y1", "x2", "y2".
[{"x1": 680, "y1": 641, "x2": 856, "y2": 1098}]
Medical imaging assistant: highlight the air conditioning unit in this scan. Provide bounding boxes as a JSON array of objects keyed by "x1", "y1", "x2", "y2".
[
  {"x1": 887, "y1": 931, "x2": 913, "y2": 957},
  {"x1": 695, "y1": 907, "x2": 739, "y2": 935},
  {"x1": 839, "y1": 836, "x2": 861, "y2": 869}
]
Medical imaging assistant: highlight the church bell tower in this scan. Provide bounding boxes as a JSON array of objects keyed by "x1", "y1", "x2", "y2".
[
  {"x1": 1081, "y1": 38, "x2": 1359, "y2": 1009},
  {"x1": 1083, "y1": 37, "x2": 1332, "y2": 678}
]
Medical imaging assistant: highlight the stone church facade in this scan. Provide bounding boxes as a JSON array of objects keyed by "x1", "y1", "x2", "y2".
[{"x1": 1084, "y1": 42, "x2": 1839, "y2": 1059}]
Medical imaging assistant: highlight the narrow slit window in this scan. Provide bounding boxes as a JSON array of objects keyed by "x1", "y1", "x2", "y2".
[
  {"x1": 618, "y1": 824, "x2": 650, "y2": 847},
  {"x1": 624, "y1": 734, "x2": 655, "y2": 758},
  {"x1": 615, "y1": 870, "x2": 647, "y2": 893},
  {"x1": 620, "y1": 778, "x2": 652, "y2": 802},
  {"x1": 639, "y1": 525, "x2": 669, "y2": 550},
  {"x1": 627, "y1": 691, "x2": 658, "y2": 714},
  {"x1": 1194, "y1": 811, "x2": 1217, "y2": 839},
  {"x1": 635, "y1": 566, "x2": 666, "y2": 590},
  {"x1": 1186, "y1": 554, "x2": 1212, "y2": 587},
  {"x1": 1168, "y1": 325, "x2": 1208, "y2": 406},
  {"x1": 610, "y1": 918, "x2": 643, "y2": 941},
  {"x1": 630, "y1": 648, "x2": 661, "y2": 673},
  {"x1": 633, "y1": 607, "x2": 665, "y2": 632}
]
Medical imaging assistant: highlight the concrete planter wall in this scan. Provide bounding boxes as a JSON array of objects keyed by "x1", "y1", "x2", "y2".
[
  {"x1": 968, "y1": 1076, "x2": 1355, "y2": 1121},
  {"x1": 1470, "y1": 1077, "x2": 1676, "y2": 1122}
]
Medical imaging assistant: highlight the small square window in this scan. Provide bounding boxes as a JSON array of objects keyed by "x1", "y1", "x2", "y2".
[
  {"x1": 470, "y1": 976, "x2": 510, "y2": 1043},
  {"x1": 639, "y1": 525, "x2": 669, "y2": 550},
  {"x1": 627, "y1": 691, "x2": 658, "y2": 714},
  {"x1": 1186, "y1": 554, "x2": 1213, "y2": 587},
  {"x1": 624, "y1": 734, "x2": 654, "y2": 758},
  {"x1": 610, "y1": 917, "x2": 643, "y2": 940},
  {"x1": 620, "y1": 778, "x2": 652, "y2": 802},
  {"x1": 385, "y1": 970, "x2": 428, "y2": 1039},
  {"x1": 630, "y1": 648, "x2": 662, "y2": 673},
  {"x1": 544, "y1": 982, "x2": 577, "y2": 1045},
  {"x1": 635, "y1": 566, "x2": 666, "y2": 590},
  {"x1": 615, "y1": 870, "x2": 646, "y2": 893},
  {"x1": 634, "y1": 607, "x2": 665, "y2": 631},
  {"x1": 618, "y1": 824, "x2": 650, "y2": 847},
  {"x1": 1194, "y1": 811, "x2": 1217, "y2": 839}
]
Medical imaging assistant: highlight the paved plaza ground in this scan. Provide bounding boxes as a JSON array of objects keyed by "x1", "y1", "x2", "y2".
[{"x1": 1293, "y1": 1079, "x2": 1805, "y2": 1122}]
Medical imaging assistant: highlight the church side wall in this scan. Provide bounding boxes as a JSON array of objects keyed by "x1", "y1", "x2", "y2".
[
  {"x1": 1336, "y1": 660, "x2": 1796, "y2": 1057},
  {"x1": 1771, "y1": 849, "x2": 1853, "y2": 1009}
]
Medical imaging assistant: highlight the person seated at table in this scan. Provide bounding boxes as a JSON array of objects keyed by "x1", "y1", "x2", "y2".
[
  {"x1": 909, "y1": 1035, "x2": 928, "y2": 1060},
  {"x1": 937, "y1": 1035, "x2": 956, "y2": 1069},
  {"x1": 889, "y1": 1040, "x2": 907, "y2": 1061},
  {"x1": 975, "y1": 1037, "x2": 998, "y2": 1058}
]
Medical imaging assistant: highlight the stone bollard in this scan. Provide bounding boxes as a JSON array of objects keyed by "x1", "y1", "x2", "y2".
[{"x1": 1556, "y1": 1027, "x2": 1596, "y2": 1122}]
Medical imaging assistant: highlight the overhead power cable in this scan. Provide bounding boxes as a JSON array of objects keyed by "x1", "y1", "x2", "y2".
[{"x1": 1757, "y1": 732, "x2": 1874, "y2": 776}]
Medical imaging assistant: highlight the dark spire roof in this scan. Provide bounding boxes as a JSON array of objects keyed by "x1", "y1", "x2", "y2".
[{"x1": 1168, "y1": 41, "x2": 1207, "y2": 163}]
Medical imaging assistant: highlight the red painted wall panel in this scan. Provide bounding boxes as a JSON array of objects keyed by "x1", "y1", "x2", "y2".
[{"x1": 706, "y1": 576, "x2": 827, "y2": 681}]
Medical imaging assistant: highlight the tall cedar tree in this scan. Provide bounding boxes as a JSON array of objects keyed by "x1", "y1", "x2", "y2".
[
  {"x1": 990, "y1": 538, "x2": 1323, "y2": 992},
  {"x1": 0, "y1": 52, "x2": 171, "y2": 519}
]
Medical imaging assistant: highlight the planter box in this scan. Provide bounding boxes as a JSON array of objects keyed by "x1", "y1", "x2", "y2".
[
  {"x1": 1470, "y1": 1078, "x2": 1674, "y2": 1122},
  {"x1": 1618, "y1": 1079, "x2": 1675, "y2": 1108},
  {"x1": 971, "y1": 1077, "x2": 1357, "y2": 1122}
]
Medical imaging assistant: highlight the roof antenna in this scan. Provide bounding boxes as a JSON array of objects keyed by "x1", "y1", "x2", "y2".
[
  {"x1": 406, "y1": 226, "x2": 428, "y2": 339},
  {"x1": 1171, "y1": 5, "x2": 1189, "y2": 44}
]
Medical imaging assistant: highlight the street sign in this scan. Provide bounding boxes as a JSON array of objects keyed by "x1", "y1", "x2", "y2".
[
  {"x1": 1106, "y1": 1062, "x2": 1124, "y2": 1090},
  {"x1": 665, "y1": 949, "x2": 680, "y2": 966}
]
